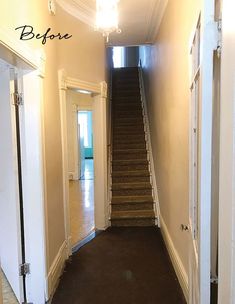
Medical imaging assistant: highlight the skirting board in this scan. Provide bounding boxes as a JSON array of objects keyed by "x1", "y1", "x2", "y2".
[
  {"x1": 160, "y1": 215, "x2": 189, "y2": 303},
  {"x1": 45, "y1": 241, "x2": 67, "y2": 301}
]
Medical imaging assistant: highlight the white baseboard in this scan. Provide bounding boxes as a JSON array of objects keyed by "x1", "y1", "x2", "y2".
[
  {"x1": 160, "y1": 215, "x2": 189, "y2": 303},
  {"x1": 45, "y1": 241, "x2": 67, "y2": 301}
]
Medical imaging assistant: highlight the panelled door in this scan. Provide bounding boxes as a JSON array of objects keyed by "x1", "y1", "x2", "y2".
[
  {"x1": 189, "y1": 1, "x2": 219, "y2": 303},
  {"x1": 0, "y1": 64, "x2": 27, "y2": 303}
]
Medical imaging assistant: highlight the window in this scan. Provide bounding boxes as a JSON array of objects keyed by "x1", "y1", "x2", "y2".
[
  {"x1": 113, "y1": 46, "x2": 125, "y2": 68},
  {"x1": 78, "y1": 111, "x2": 92, "y2": 148}
]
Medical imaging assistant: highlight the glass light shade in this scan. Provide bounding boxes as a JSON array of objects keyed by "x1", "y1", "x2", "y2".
[{"x1": 95, "y1": 0, "x2": 120, "y2": 41}]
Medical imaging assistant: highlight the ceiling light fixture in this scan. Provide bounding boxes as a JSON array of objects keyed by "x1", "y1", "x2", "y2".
[{"x1": 95, "y1": 0, "x2": 121, "y2": 43}]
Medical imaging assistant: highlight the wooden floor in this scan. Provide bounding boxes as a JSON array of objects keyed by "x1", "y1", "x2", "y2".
[
  {"x1": 69, "y1": 159, "x2": 95, "y2": 246},
  {"x1": 1, "y1": 270, "x2": 18, "y2": 304}
]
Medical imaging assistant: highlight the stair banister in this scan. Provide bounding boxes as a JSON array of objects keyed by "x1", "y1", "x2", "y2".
[{"x1": 138, "y1": 59, "x2": 161, "y2": 227}]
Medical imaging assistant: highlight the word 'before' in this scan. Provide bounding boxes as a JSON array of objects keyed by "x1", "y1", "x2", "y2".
[{"x1": 15, "y1": 25, "x2": 72, "y2": 45}]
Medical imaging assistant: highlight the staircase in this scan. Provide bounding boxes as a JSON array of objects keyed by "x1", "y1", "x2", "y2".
[{"x1": 110, "y1": 67, "x2": 156, "y2": 226}]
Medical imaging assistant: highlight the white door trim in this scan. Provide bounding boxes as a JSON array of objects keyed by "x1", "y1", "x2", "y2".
[
  {"x1": 0, "y1": 32, "x2": 47, "y2": 304},
  {"x1": 58, "y1": 69, "x2": 108, "y2": 256},
  {"x1": 188, "y1": 2, "x2": 217, "y2": 303},
  {"x1": 218, "y1": 1, "x2": 235, "y2": 302}
]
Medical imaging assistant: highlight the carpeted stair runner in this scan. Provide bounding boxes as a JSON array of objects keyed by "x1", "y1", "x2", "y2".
[{"x1": 111, "y1": 67, "x2": 155, "y2": 226}]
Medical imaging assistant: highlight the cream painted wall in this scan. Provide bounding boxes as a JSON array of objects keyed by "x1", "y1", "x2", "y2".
[
  {"x1": 0, "y1": 0, "x2": 106, "y2": 276},
  {"x1": 139, "y1": 0, "x2": 201, "y2": 276},
  {"x1": 56, "y1": 6, "x2": 106, "y2": 83}
]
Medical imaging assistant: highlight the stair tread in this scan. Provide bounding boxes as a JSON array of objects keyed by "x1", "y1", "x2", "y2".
[
  {"x1": 112, "y1": 195, "x2": 153, "y2": 203},
  {"x1": 112, "y1": 182, "x2": 152, "y2": 190},
  {"x1": 112, "y1": 159, "x2": 148, "y2": 164},
  {"x1": 112, "y1": 170, "x2": 150, "y2": 176},
  {"x1": 111, "y1": 210, "x2": 155, "y2": 219}
]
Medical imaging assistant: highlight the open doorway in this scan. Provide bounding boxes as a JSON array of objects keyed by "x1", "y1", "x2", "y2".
[{"x1": 66, "y1": 90, "x2": 95, "y2": 249}]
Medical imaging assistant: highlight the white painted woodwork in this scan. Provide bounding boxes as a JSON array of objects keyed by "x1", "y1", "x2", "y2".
[
  {"x1": 0, "y1": 31, "x2": 47, "y2": 304},
  {"x1": 0, "y1": 64, "x2": 23, "y2": 303},
  {"x1": 218, "y1": 0, "x2": 235, "y2": 302},
  {"x1": 58, "y1": 70, "x2": 108, "y2": 255},
  {"x1": 138, "y1": 62, "x2": 160, "y2": 226},
  {"x1": 188, "y1": 0, "x2": 217, "y2": 302},
  {"x1": 22, "y1": 71, "x2": 47, "y2": 304}
]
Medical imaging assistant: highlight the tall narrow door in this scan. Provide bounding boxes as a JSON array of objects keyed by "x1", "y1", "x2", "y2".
[
  {"x1": 0, "y1": 65, "x2": 26, "y2": 303},
  {"x1": 189, "y1": 1, "x2": 218, "y2": 303}
]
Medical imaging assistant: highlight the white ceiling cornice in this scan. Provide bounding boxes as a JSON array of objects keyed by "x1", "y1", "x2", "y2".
[
  {"x1": 56, "y1": 0, "x2": 95, "y2": 27},
  {"x1": 146, "y1": 0, "x2": 168, "y2": 43},
  {"x1": 56, "y1": 0, "x2": 169, "y2": 46}
]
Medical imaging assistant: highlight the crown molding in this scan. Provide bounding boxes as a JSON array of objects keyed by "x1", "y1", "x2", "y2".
[
  {"x1": 146, "y1": 0, "x2": 168, "y2": 43},
  {"x1": 56, "y1": 0, "x2": 95, "y2": 27}
]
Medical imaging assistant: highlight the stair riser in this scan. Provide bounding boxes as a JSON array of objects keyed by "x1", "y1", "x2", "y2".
[
  {"x1": 112, "y1": 203, "x2": 154, "y2": 212},
  {"x1": 111, "y1": 218, "x2": 155, "y2": 227},
  {"x1": 115, "y1": 94, "x2": 140, "y2": 99},
  {"x1": 112, "y1": 176, "x2": 150, "y2": 183},
  {"x1": 114, "y1": 110, "x2": 142, "y2": 115},
  {"x1": 114, "y1": 106, "x2": 142, "y2": 111},
  {"x1": 113, "y1": 110, "x2": 143, "y2": 116},
  {"x1": 112, "y1": 188, "x2": 152, "y2": 196},
  {"x1": 113, "y1": 88, "x2": 140, "y2": 92},
  {"x1": 113, "y1": 123, "x2": 144, "y2": 129},
  {"x1": 112, "y1": 196, "x2": 153, "y2": 203},
  {"x1": 113, "y1": 141, "x2": 146, "y2": 148},
  {"x1": 112, "y1": 170, "x2": 149, "y2": 177},
  {"x1": 112, "y1": 154, "x2": 147, "y2": 161},
  {"x1": 112, "y1": 162, "x2": 148, "y2": 169},
  {"x1": 113, "y1": 86, "x2": 139, "y2": 91},
  {"x1": 113, "y1": 97, "x2": 141, "y2": 102},
  {"x1": 113, "y1": 129, "x2": 144, "y2": 135},
  {"x1": 113, "y1": 113, "x2": 142, "y2": 118},
  {"x1": 113, "y1": 118, "x2": 143, "y2": 128},
  {"x1": 113, "y1": 135, "x2": 145, "y2": 142},
  {"x1": 112, "y1": 182, "x2": 151, "y2": 190},
  {"x1": 113, "y1": 143, "x2": 146, "y2": 149},
  {"x1": 113, "y1": 116, "x2": 142, "y2": 122},
  {"x1": 112, "y1": 149, "x2": 146, "y2": 154},
  {"x1": 114, "y1": 108, "x2": 142, "y2": 114},
  {"x1": 113, "y1": 102, "x2": 141, "y2": 107}
]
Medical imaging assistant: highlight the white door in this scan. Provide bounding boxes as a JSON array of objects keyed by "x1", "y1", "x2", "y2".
[
  {"x1": 189, "y1": 2, "x2": 218, "y2": 303},
  {"x1": 0, "y1": 65, "x2": 24, "y2": 302}
]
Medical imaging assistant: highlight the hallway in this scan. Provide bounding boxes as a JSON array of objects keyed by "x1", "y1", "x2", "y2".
[{"x1": 52, "y1": 227, "x2": 186, "y2": 304}]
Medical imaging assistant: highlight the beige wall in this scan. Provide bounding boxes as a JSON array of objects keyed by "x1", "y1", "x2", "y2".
[
  {"x1": 139, "y1": 0, "x2": 201, "y2": 276},
  {"x1": 0, "y1": 0, "x2": 105, "y2": 272},
  {"x1": 56, "y1": 6, "x2": 106, "y2": 83}
]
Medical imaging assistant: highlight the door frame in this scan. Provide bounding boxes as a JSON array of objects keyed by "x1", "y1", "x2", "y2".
[
  {"x1": 58, "y1": 69, "x2": 109, "y2": 256},
  {"x1": 188, "y1": 1, "x2": 218, "y2": 302},
  {"x1": 0, "y1": 29, "x2": 47, "y2": 304},
  {"x1": 218, "y1": 0, "x2": 235, "y2": 302}
]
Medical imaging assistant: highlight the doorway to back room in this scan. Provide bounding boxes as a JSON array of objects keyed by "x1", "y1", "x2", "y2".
[{"x1": 66, "y1": 90, "x2": 95, "y2": 249}]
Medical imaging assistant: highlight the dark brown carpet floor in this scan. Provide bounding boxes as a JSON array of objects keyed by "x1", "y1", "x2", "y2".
[{"x1": 52, "y1": 227, "x2": 186, "y2": 304}]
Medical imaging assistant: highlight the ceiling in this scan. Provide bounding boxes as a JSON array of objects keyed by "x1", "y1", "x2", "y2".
[{"x1": 56, "y1": 0, "x2": 168, "y2": 46}]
